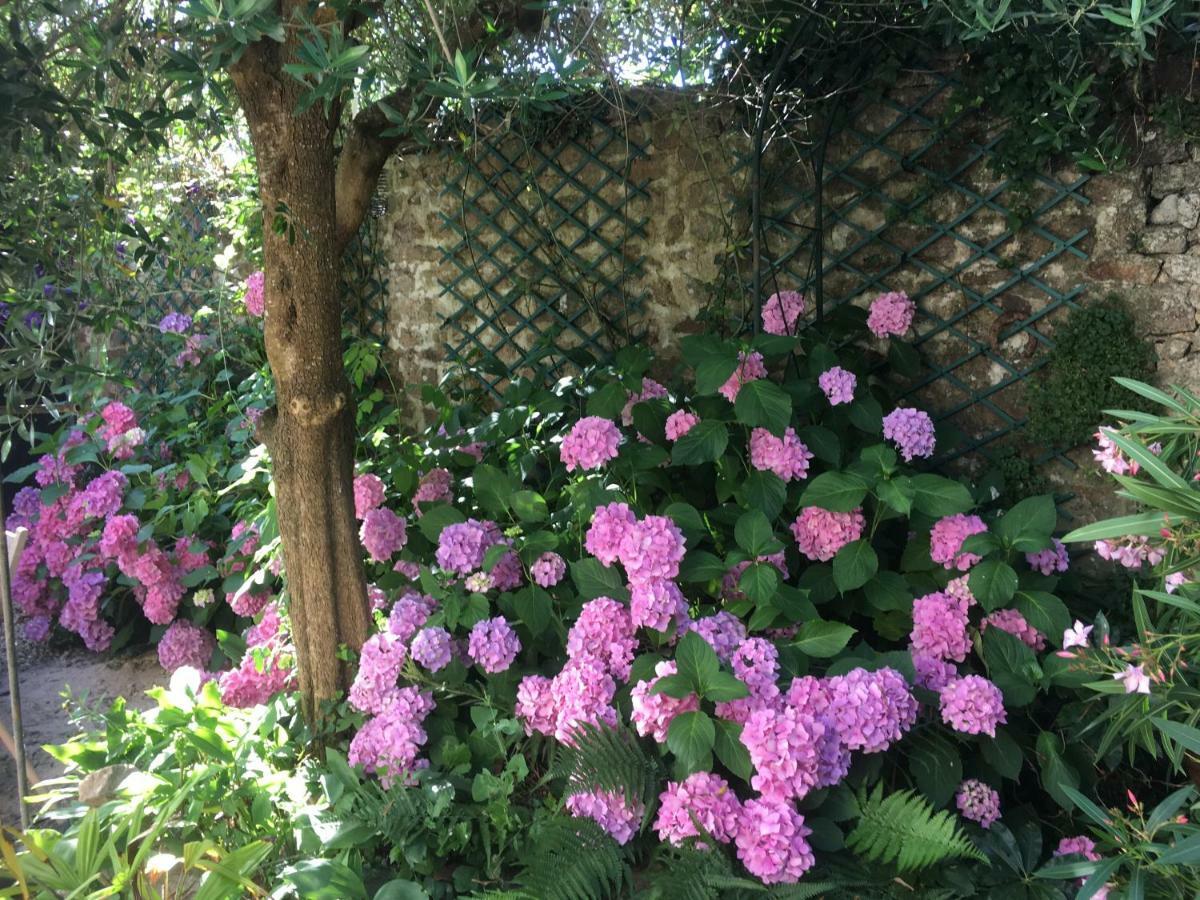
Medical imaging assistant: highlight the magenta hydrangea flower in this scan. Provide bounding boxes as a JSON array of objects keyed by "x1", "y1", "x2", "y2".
[
  {"x1": 762, "y1": 291, "x2": 806, "y2": 336},
  {"x1": 982, "y1": 608, "x2": 1046, "y2": 651},
  {"x1": 565, "y1": 789, "x2": 644, "y2": 845},
  {"x1": 410, "y1": 626, "x2": 453, "y2": 672},
  {"x1": 618, "y1": 515, "x2": 686, "y2": 585},
  {"x1": 359, "y1": 507, "x2": 407, "y2": 562},
  {"x1": 749, "y1": 427, "x2": 812, "y2": 482},
  {"x1": 665, "y1": 410, "x2": 700, "y2": 441},
  {"x1": 911, "y1": 590, "x2": 972, "y2": 663},
  {"x1": 631, "y1": 660, "x2": 699, "y2": 742},
  {"x1": 560, "y1": 416, "x2": 621, "y2": 472},
  {"x1": 912, "y1": 652, "x2": 958, "y2": 691},
  {"x1": 516, "y1": 675, "x2": 557, "y2": 736},
  {"x1": 740, "y1": 704, "x2": 825, "y2": 801},
  {"x1": 219, "y1": 637, "x2": 295, "y2": 709},
  {"x1": 930, "y1": 514, "x2": 988, "y2": 571},
  {"x1": 687, "y1": 612, "x2": 747, "y2": 662},
  {"x1": 436, "y1": 519, "x2": 494, "y2": 574},
  {"x1": 621, "y1": 378, "x2": 669, "y2": 427},
  {"x1": 76, "y1": 470, "x2": 127, "y2": 520},
  {"x1": 566, "y1": 597, "x2": 638, "y2": 680},
  {"x1": 586, "y1": 502, "x2": 637, "y2": 566},
  {"x1": 882, "y1": 407, "x2": 936, "y2": 461},
  {"x1": 630, "y1": 579, "x2": 686, "y2": 632},
  {"x1": 867, "y1": 290, "x2": 914, "y2": 338},
  {"x1": 412, "y1": 468, "x2": 453, "y2": 516},
  {"x1": 550, "y1": 656, "x2": 618, "y2": 744},
  {"x1": 825, "y1": 667, "x2": 918, "y2": 753},
  {"x1": 818, "y1": 366, "x2": 857, "y2": 405},
  {"x1": 718, "y1": 351, "x2": 767, "y2": 403},
  {"x1": 655, "y1": 772, "x2": 742, "y2": 847},
  {"x1": 735, "y1": 798, "x2": 815, "y2": 885},
  {"x1": 1054, "y1": 836, "x2": 1101, "y2": 860},
  {"x1": 98, "y1": 401, "x2": 144, "y2": 459},
  {"x1": 1026, "y1": 538, "x2": 1069, "y2": 576},
  {"x1": 468, "y1": 616, "x2": 521, "y2": 673},
  {"x1": 940, "y1": 675, "x2": 1007, "y2": 737},
  {"x1": 245, "y1": 602, "x2": 284, "y2": 646},
  {"x1": 956, "y1": 779, "x2": 1001, "y2": 828},
  {"x1": 349, "y1": 632, "x2": 407, "y2": 714},
  {"x1": 227, "y1": 587, "x2": 272, "y2": 619},
  {"x1": 716, "y1": 637, "x2": 782, "y2": 724},
  {"x1": 347, "y1": 687, "x2": 435, "y2": 788},
  {"x1": 243, "y1": 270, "x2": 265, "y2": 317},
  {"x1": 790, "y1": 507, "x2": 865, "y2": 562},
  {"x1": 156, "y1": 620, "x2": 215, "y2": 673},
  {"x1": 530, "y1": 551, "x2": 567, "y2": 588}
]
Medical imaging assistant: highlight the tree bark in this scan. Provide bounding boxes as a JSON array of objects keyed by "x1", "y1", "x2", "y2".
[{"x1": 231, "y1": 44, "x2": 369, "y2": 721}]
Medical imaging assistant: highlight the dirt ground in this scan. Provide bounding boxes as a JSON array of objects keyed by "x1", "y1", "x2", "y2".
[{"x1": 0, "y1": 636, "x2": 165, "y2": 828}]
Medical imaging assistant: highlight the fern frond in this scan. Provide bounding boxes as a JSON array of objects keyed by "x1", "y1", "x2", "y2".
[
  {"x1": 550, "y1": 722, "x2": 662, "y2": 813},
  {"x1": 517, "y1": 816, "x2": 630, "y2": 900},
  {"x1": 846, "y1": 784, "x2": 986, "y2": 872},
  {"x1": 766, "y1": 882, "x2": 846, "y2": 899},
  {"x1": 642, "y1": 846, "x2": 734, "y2": 900},
  {"x1": 349, "y1": 780, "x2": 426, "y2": 849}
]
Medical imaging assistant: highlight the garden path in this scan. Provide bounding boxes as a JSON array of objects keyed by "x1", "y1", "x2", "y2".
[{"x1": 0, "y1": 639, "x2": 163, "y2": 827}]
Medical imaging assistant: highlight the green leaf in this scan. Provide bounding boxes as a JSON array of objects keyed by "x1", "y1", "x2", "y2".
[
  {"x1": 373, "y1": 880, "x2": 431, "y2": 900},
  {"x1": 734, "y1": 379, "x2": 792, "y2": 433},
  {"x1": 798, "y1": 424, "x2": 840, "y2": 466},
  {"x1": 793, "y1": 620, "x2": 856, "y2": 658},
  {"x1": 280, "y1": 859, "x2": 368, "y2": 899},
  {"x1": 511, "y1": 490, "x2": 548, "y2": 523},
  {"x1": 671, "y1": 421, "x2": 728, "y2": 466},
  {"x1": 908, "y1": 731, "x2": 961, "y2": 808},
  {"x1": 705, "y1": 671, "x2": 751, "y2": 703},
  {"x1": 472, "y1": 463, "x2": 512, "y2": 516},
  {"x1": 742, "y1": 470, "x2": 787, "y2": 521},
  {"x1": 416, "y1": 504, "x2": 465, "y2": 542},
  {"x1": 969, "y1": 558, "x2": 1019, "y2": 611},
  {"x1": 666, "y1": 711, "x2": 716, "y2": 769},
  {"x1": 1152, "y1": 718, "x2": 1200, "y2": 757},
  {"x1": 679, "y1": 550, "x2": 726, "y2": 583},
  {"x1": 1062, "y1": 511, "x2": 1185, "y2": 543},
  {"x1": 800, "y1": 471, "x2": 869, "y2": 512},
  {"x1": 735, "y1": 509, "x2": 783, "y2": 556},
  {"x1": 864, "y1": 572, "x2": 912, "y2": 612},
  {"x1": 1013, "y1": 591, "x2": 1071, "y2": 647},
  {"x1": 983, "y1": 628, "x2": 1040, "y2": 707},
  {"x1": 981, "y1": 727, "x2": 1024, "y2": 780},
  {"x1": 514, "y1": 586, "x2": 552, "y2": 636},
  {"x1": 738, "y1": 562, "x2": 780, "y2": 605},
  {"x1": 586, "y1": 381, "x2": 628, "y2": 419},
  {"x1": 570, "y1": 558, "x2": 628, "y2": 601},
  {"x1": 675, "y1": 631, "x2": 720, "y2": 694},
  {"x1": 713, "y1": 719, "x2": 752, "y2": 781},
  {"x1": 876, "y1": 476, "x2": 914, "y2": 515},
  {"x1": 650, "y1": 673, "x2": 696, "y2": 700},
  {"x1": 832, "y1": 540, "x2": 878, "y2": 592},
  {"x1": 994, "y1": 495, "x2": 1057, "y2": 551},
  {"x1": 910, "y1": 474, "x2": 974, "y2": 517},
  {"x1": 683, "y1": 334, "x2": 739, "y2": 394}
]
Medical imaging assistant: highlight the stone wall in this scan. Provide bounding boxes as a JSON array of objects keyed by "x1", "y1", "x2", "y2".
[{"x1": 376, "y1": 76, "x2": 1200, "y2": 515}]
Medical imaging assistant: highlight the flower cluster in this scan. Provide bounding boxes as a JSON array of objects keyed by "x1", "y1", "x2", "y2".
[
  {"x1": 939, "y1": 675, "x2": 1007, "y2": 736},
  {"x1": 817, "y1": 366, "x2": 856, "y2": 405},
  {"x1": 761, "y1": 291, "x2": 806, "y2": 336},
  {"x1": 718, "y1": 351, "x2": 767, "y2": 403},
  {"x1": 930, "y1": 514, "x2": 988, "y2": 571},
  {"x1": 790, "y1": 507, "x2": 865, "y2": 562},
  {"x1": 665, "y1": 410, "x2": 700, "y2": 441},
  {"x1": 749, "y1": 427, "x2": 813, "y2": 482},
  {"x1": 242, "y1": 270, "x2": 265, "y2": 317},
  {"x1": 866, "y1": 290, "x2": 915, "y2": 338},
  {"x1": 956, "y1": 779, "x2": 1000, "y2": 828},
  {"x1": 1026, "y1": 538, "x2": 1069, "y2": 575},
  {"x1": 882, "y1": 407, "x2": 936, "y2": 461},
  {"x1": 560, "y1": 416, "x2": 621, "y2": 471}
]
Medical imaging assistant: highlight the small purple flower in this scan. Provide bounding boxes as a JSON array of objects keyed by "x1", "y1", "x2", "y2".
[
  {"x1": 158, "y1": 311, "x2": 193, "y2": 334},
  {"x1": 467, "y1": 616, "x2": 521, "y2": 673},
  {"x1": 818, "y1": 367, "x2": 857, "y2": 405}
]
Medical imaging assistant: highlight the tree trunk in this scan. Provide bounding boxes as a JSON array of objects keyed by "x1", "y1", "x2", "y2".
[{"x1": 232, "y1": 53, "x2": 370, "y2": 722}]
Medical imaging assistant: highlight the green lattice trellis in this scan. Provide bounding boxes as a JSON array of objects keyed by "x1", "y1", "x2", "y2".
[
  {"x1": 438, "y1": 112, "x2": 650, "y2": 395},
  {"x1": 754, "y1": 71, "x2": 1092, "y2": 471}
]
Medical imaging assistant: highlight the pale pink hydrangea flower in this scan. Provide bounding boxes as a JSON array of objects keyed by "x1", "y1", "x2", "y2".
[
  {"x1": 735, "y1": 798, "x2": 815, "y2": 885},
  {"x1": 348, "y1": 632, "x2": 407, "y2": 714},
  {"x1": 749, "y1": 427, "x2": 813, "y2": 482},
  {"x1": 565, "y1": 789, "x2": 644, "y2": 845},
  {"x1": 618, "y1": 515, "x2": 686, "y2": 585},
  {"x1": 560, "y1": 416, "x2": 621, "y2": 472},
  {"x1": 550, "y1": 657, "x2": 619, "y2": 745},
  {"x1": 464, "y1": 571, "x2": 494, "y2": 593},
  {"x1": 791, "y1": 507, "x2": 865, "y2": 562},
  {"x1": 353, "y1": 472, "x2": 386, "y2": 519},
  {"x1": 630, "y1": 660, "x2": 699, "y2": 742},
  {"x1": 655, "y1": 772, "x2": 742, "y2": 847},
  {"x1": 435, "y1": 519, "x2": 493, "y2": 574},
  {"x1": 156, "y1": 620, "x2": 215, "y2": 673},
  {"x1": 516, "y1": 675, "x2": 557, "y2": 736},
  {"x1": 956, "y1": 779, "x2": 1000, "y2": 828},
  {"x1": 360, "y1": 507, "x2": 407, "y2": 562},
  {"x1": 825, "y1": 667, "x2": 917, "y2": 753},
  {"x1": 243, "y1": 270, "x2": 265, "y2": 317},
  {"x1": 762, "y1": 290, "x2": 805, "y2": 336},
  {"x1": 530, "y1": 552, "x2": 567, "y2": 587},
  {"x1": 347, "y1": 687, "x2": 434, "y2": 787},
  {"x1": 718, "y1": 351, "x2": 767, "y2": 403},
  {"x1": 586, "y1": 502, "x2": 637, "y2": 566},
  {"x1": 818, "y1": 366, "x2": 856, "y2": 405},
  {"x1": 566, "y1": 597, "x2": 638, "y2": 681},
  {"x1": 412, "y1": 468, "x2": 452, "y2": 516},
  {"x1": 981, "y1": 608, "x2": 1046, "y2": 651},
  {"x1": 867, "y1": 290, "x2": 914, "y2": 338},
  {"x1": 740, "y1": 704, "x2": 826, "y2": 801},
  {"x1": 930, "y1": 514, "x2": 988, "y2": 571},
  {"x1": 467, "y1": 616, "x2": 521, "y2": 673},
  {"x1": 882, "y1": 407, "x2": 936, "y2": 461},
  {"x1": 629, "y1": 579, "x2": 686, "y2": 632},
  {"x1": 664, "y1": 410, "x2": 700, "y2": 441},
  {"x1": 1026, "y1": 538, "x2": 1069, "y2": 575},
  {"x1": 939, "y1": 675, "x2": 1007, "y2": 736},
  {"x1": 410, "y1": 626, "x2": 453, "y2": 672}
]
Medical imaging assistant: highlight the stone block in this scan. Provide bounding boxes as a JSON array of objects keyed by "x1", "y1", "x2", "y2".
[
  {"x1": 1162, "y1": 254, "x2": 1200, "y2": 284},
  {"x1": 1151, "y1": 161, "x2": 1200, "y2": 197},
  {"x1": 1160, "y1": 335, "x2": 1192, "y2": 360},
  {"x1": 1085, "y1": 255, "x2": 1163, "y2": 284},
  {"x1": 1125, "y1": 284, "x2": 1200, "y2": 335},
  {"x1": 1148, "y1": 193, "x2": 1200, "y2": 228},
  {"x1": 1136, "y1": 225, "x2": 1188, "y2": 255}
]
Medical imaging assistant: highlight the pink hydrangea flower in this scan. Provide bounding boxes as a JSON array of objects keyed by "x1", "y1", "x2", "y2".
[
  {"x1": 930, "y1": 514, "x2": 988, "y2": 571},
  {"x1": 245, "y1": 602, "x2": 284, "y2": 647},
  {"x1": 516, "y1": 675, "x2": 557, "y2": 736},
  {"x1": 560, "y1": 416, "x2": 621, "y2": 472},
  {"x1": 630, "y1": 660, "x2": 699, "y2": 742},
  {"x1": 981, "y1": 608, "x2": 1046, "y2": 651},
  {"x1": 411, "y1": 626, "x2": 453, "y2": 672},
  {"x1": 740, "y1": 704, "x2": 825, "y2": 801},
  {"x1": 347, "y1": 687, "x2": 434, "y2": 787},
  {"x1": 655, "y1": 772, "x2": 742, "y2": 847},
  {"x1": 882, "y1": 407, "x2": 936, "y2": 461},
  {"x1": 353, "y1": 473, "x2": 386, "y2": 519},
  {"x1": 530, "y1": 552, "x2": 567, "y2": 587},
  {"x1": 413, "y1": 468, "x2": 453, "y2": 516},
  {"x1": 1054, "y1": 836, "x2": 1100, "y2": 861},
  {"x1": 565, "y1": 789, "x2": 645, "y2": 845},
  {"x1": 359, "y1": 507, "x2": 407, "y2": 562},
  {"x1": 867, "y1": 290, "x2": 915, "y2": 338},
  {"x1": 762, "y1": 291, "x2": 805, "y2": 336},
  {"x1": 818, "y1": 366, "x2": 857, "y2": 405},
  {"x1": 749, "y1": 427, "x2": 812, "y2": 482},
  {"x1": 618, "y1": 515, "x2": 686, "y2": 585},
  {"x1": 349, "y1": 632, "x2": 407, "y2": 714},
  {"x1": 629, "y1": 579, "x2": 686, "y2": 632},
  {"x1": 825, "y1": 667, "x2": 917, "y2": 753},
  {"x1": 468, "y1": 616, "x2": 521, "y2": 673},
  {"x1": 98, "y1": 402, "x2": 144, "y2": 459},
  {"x1": 665, "y1": 410, "x2": 700, "y2": 441},
  {"x1": 913, "y1": 652, "x2": 959, "y2": 691},
  {"x1": 940, "y1": 675, "x2": 1007, "y2": 736},
  {"x1": 228, "y1": 587, "x2": 272, "y2": 619},
  {"x1": 387, "y1": 592, "x2": 436, "y2": 643},
  {"x1": 157, "y1": 620, "x2": 216, "y2": 673},
  {"x1": 1026, "y1": 538, "x2": 1069, "y2": 575},
  {"x1": 566, "y1": 597, "x2": 638, "y2": 680},
  {"x1": 735, "y1": 799, "x2": 815, "y2": 885},
  {"x1": 687, "y1": 612, "x2": 746, "y2": 662},
  {"x1": 243, "y1": 271, "x2": 265, "y2": 317},
  {"x1": 586, "y1": 502, "x2": 637, "y2": 566},
  {"x1": 791, "y1": 507, "x2": 865, "y2": 562},
  {"x1": 718, "y1": 351, "x2": 767, "y2": 403},
  {"x1": 436, "y1": 519, "x2": 494, "y2": 574},
  {"x1": 621, "y1": 378, "x2": 669, "y2": 427},
  {"x1": 956, "y1": 779, "x2": 1000, "y2": 828},
  {"x1": 550, "y1": 657, "x2": 618, "y2": 745}
]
